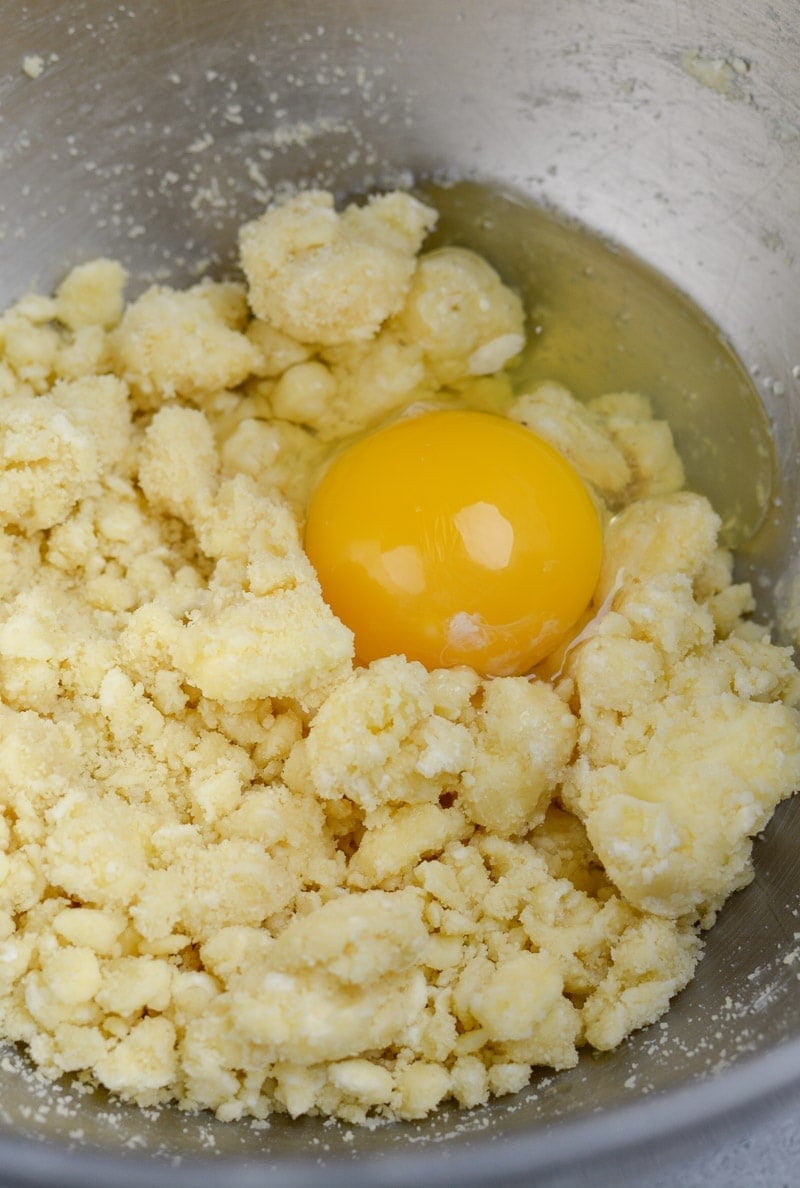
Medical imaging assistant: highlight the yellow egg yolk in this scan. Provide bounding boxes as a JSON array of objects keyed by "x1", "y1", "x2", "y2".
[{"x1": 304, "y1": 409, "x2": 603, "y2": 677}]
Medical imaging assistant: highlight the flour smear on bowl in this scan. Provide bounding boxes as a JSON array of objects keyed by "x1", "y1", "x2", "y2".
[{"x1": 0, "y1": 188, "x2": 798, "y2": 1125}]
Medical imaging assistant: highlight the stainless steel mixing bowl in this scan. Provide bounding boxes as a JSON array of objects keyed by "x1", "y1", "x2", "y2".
[{"x1": 1, "y1": 2, "x2": 799, "y2": 1184}]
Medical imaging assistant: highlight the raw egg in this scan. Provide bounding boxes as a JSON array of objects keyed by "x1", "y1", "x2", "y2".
[{"x1": 304, "y1": 409, "x2": 602, "y2": 677}]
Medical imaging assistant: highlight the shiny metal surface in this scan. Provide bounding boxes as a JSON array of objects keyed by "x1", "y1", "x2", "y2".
[{"x1": 0, "y1": 1, "x2": 799, "y2": 1184}]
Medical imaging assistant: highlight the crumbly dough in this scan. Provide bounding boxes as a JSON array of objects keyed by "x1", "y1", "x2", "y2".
[{"x1": 0, "y1": 189, "x2": 798, "y2": 1126}]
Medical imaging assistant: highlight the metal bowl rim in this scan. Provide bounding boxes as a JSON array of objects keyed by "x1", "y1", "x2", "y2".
[{"x1": 0, "y1": 1030, "x2": 798, "y2": 1187}]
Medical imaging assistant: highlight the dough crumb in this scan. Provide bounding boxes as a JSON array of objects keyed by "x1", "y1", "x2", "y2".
[{"x1": 22, "y1": 54, "x2": 45, "y2": 80}]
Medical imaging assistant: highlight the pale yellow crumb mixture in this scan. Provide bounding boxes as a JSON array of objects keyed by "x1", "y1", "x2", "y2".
[{"x1": 0, "y1": 189, "x2": 798, "y2": 1125}]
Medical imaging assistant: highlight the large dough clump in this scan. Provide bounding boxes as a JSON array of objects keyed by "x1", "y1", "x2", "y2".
[
  {"x1": 240, "y1": 190, "x2": 437, "y2": 346},
  {"x1": 0, "y1": 188, "x2": 797, "y2": 1128},
  {"x1": 561, "y1": 492, "x2": 800, "y2": 921},
  {"x1": 113, "y1": 281, "x2": 261, "y2": 407},
  {"x1": 393, "y1": 246, "x2": 525, "y2": 383}
]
